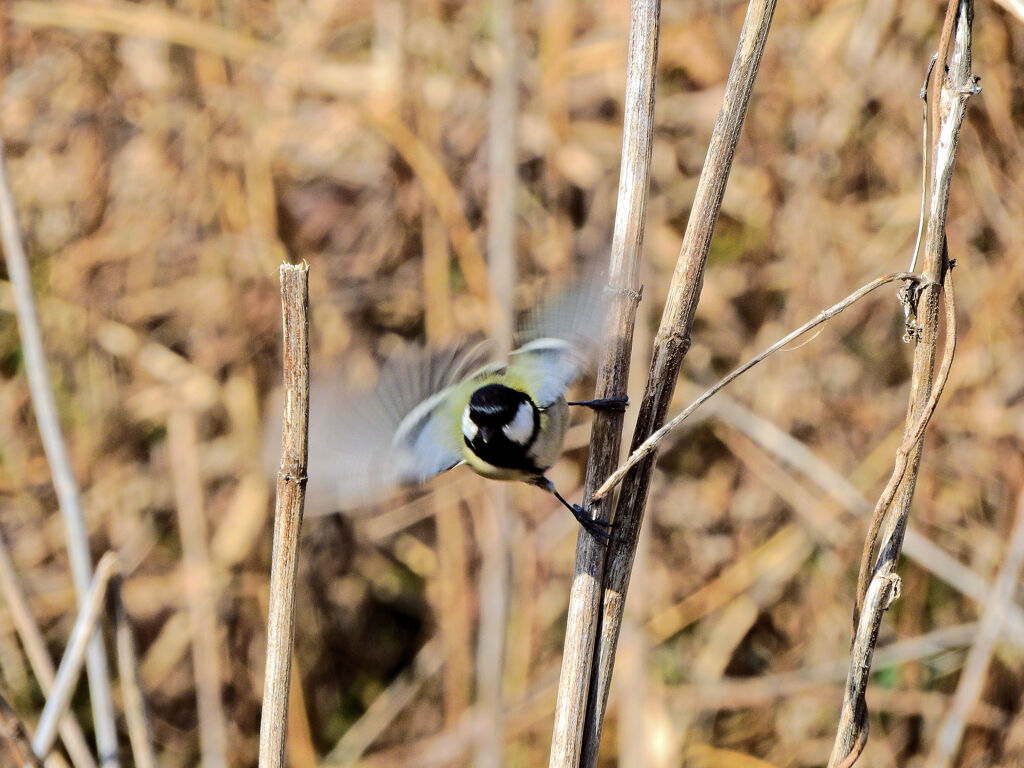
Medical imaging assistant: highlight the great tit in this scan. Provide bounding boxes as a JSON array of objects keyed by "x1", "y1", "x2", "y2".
[{"x1": 301, "y1": 277, "x2": 627, "y2": 540}]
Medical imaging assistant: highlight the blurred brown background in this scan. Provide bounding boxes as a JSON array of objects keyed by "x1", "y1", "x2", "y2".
[{"x1": 1, "y1": 0, "x2": 1023, "y2": 766}]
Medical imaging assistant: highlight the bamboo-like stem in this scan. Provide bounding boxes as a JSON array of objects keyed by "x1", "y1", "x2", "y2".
[
  {"x1": 112, "y1": 579, "x2": 158, "y2": 768},
  {"x1": 580, "y1": 2, "x2": 777, "y2": 763},
  {"x1": 547, "y1": 1, "x2": 658, "y2": 765},
  {"x1": 0, "y1": 531, "x2": 98, "y2": 768},
  {"x1": 258, "y1": 262, "x2": 311, "y2": 768},
  {"x1": 0, "y1": 138, "x2": 119, "y2": 767},
  {"x1": 593, "y1": 271, "x2": 924, "y2": 501},
  {"x1": 32, "y1": 552, "x2": 119, "y2": 761},
  {"x1": 828, "y1": 2, "x2": 976, "y2": 764}
]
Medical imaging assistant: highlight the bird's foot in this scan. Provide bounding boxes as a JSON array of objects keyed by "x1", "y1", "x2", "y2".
[
  {"x1": 570, "y1": 504, "x2": 615, "y2": 543},
  {"x1": 568, "y1": 396, "x2": 629, "y2": 412}
]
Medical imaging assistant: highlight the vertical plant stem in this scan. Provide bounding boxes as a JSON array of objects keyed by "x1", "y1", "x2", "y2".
[
  {"x1": 581, "y1": 2, "x2": 777, "y2": 764},
  {"x1": 0, "y1": 138, "x2": 119, "y2": 767},
  {"x1": 486, "y1": 0, "x2": 517, "y2": 354},
  {"x1": 112, "y1": 579, "x2": 157, "y2": 768},
  {"x1": 258, "y1": 262, "x2": 311, "y2": 768},
  {"x1": 548, "y1": 1, "x2": 659, "y2": 765},
  {"x1": 474, "y1": 2, "x2": 518, "y2": 765},
  {"x1": 828, "y1": 2, "x2": 975, "y2": 765},
  {"x1": 168, "y1": 409, "x2": 228, "y2": 768}
]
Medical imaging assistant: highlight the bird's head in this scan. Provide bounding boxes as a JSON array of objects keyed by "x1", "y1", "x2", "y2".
[{"x1": 462, "y1": 383, "x2": 537, "y2": 448}]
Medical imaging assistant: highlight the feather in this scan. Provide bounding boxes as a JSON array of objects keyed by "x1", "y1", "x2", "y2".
[
  {"x1": 276, "y1": 272, "x2": 613, "y2": 514},
  {"x1": 515, "y1": 273, "x2": 611, "y2": 356},
  {"x1": 509, "y1": 274, "x2": 611, "y2": 407},
  {"x1": 300, "y1": 341, "x2": 493, "y2": 513}
]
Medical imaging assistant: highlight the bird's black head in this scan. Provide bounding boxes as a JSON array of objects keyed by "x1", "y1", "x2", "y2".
[{"x1": 463, "y1": 383, "x2": 538, "y2": 451}]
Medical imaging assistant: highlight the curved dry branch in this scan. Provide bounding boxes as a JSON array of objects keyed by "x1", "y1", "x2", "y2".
[{"x1": 828, "y1": 1, "x2": 976, "y2": 763}]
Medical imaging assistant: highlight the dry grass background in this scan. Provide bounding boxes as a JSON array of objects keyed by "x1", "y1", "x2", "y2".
[{"x1": 0, "y1": 0, "x2": 1022, "y2": 766}]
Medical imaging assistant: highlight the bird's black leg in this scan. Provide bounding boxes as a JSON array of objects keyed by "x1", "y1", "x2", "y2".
[
  {"x1": 531, "y1": 477, "x2": 614, "y2": 543},
  {"x1": 567, "y1": 396, "x2": 629, "y2": 412}
]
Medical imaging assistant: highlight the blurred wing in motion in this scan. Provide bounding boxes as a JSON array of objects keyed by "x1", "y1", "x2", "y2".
[
  {"x1": 510, "y1": 275, "x2": 612, "y2": 407},
  {"x1": 300, "y1": 341, "x2": 494, "y2": 513},
  {"x1": 506, "y1": 338, "x2": 585, "y2": 408}
]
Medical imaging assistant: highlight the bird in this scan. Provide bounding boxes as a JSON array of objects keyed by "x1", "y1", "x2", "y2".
[{"x1": 298, "y1": 276, "x2": 627, "y2": 540}]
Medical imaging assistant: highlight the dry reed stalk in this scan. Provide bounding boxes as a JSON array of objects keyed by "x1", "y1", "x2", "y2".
[
  {"x1": 32, "y1": 552, "x2": 118, "y2": 762},
  {"x1": 472, "y1": 2, "x2": 518, "y2": 762},
  {"x1": 0, "y1": 137, "x2": 119, "y2": 768},
  {"x1": 472, "y1": 487, "x2": 510, "y2": 768},
  {"x1": 828, "y1": 2, "x2": 977, "y2": 765},
  {"x1": 167, "y1": 409, "x2": 228, "y2": 768},
  {"x1": 547, "y1": 0, "x2": 659, "y2": 764},
  {"x1": 111, "y1": 579, "x2": 157, "y2": 768},
  {"x1": 258, "y1": 262, "x2": 311, "y2": 768},
  {"x1": 0, "y1": 691, "x2": 43, "y2": 768},
  {"x1": 580, "y1": 2, "x2": 777, "y2": 763},
  {"x1": 0, "y1": 532, "x2": 97, "y2": 768},
  {"x1": 925, "y1": 491, "x2": 1024, "y2": 768}
]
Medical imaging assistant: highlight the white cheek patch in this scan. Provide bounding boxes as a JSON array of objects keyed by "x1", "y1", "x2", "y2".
[
  {"x1": 502, "y1": 402, "x2": 535, "y2": 445},
  {"x1": 462, "y1": 406, "x2": 478, "y2": 441}
]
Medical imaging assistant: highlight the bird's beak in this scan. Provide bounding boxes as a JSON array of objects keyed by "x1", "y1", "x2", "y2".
[{"x1": 479, "y1": 425, "x2": 496, "y2": 444}]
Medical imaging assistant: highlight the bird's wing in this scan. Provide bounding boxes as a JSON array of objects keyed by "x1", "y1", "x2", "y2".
[
  {"x1": 301, "y1": 342, "x2": 496, "y2": 512},
  {"x1": 505, "y1": 338, "x2": 585, "y2": 409},
  {"x1": 509, "y1": 275, "x2": 612, "y2": 407},
  {"x1": 390, "y1": 359, "x2": 503, "y2": 484}
]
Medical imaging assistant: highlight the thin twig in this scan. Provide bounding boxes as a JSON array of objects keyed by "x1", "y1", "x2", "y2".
[
  {"x1": 0, "y1": 138, "x2": 119, "y2": 767},
  {"x1": 258, "y1": 262, "x2": 311, "y2": 768},
  {"x1": 111, "y1": 578, "x2": 157, "y2": 768},
  {"x1": 547, "y1": 1, "x2": 657, "y2": 765},
  {"x1": 0, "y1": 531, "x2": 97, "y2": 768},
  {"x1": 828, "y1": 1, "x2": 975, "y2": 764},
  {"x1": 580, "y1": 3, "x2": 777, "y2": 764},
  {"x1": 593, "y1": 271, "x2": 923, "y2": 501},
  {"x1": 0, "y1": 690, "x2": 43, "y2": 768},
  {"x1": 32, "y1": 552, "x2": 118, "y2": 761},
  {"x1": 924, "y1": 490, "x2": 1024, "y2": 768}
]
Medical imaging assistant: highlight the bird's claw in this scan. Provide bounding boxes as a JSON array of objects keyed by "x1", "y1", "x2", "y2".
[
  {"x1": 570, "y1": 504, "x2": 615, "y2": 543},
  {"x1": 568, "y1": 396, "x2": 629, "y2": 412}
]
